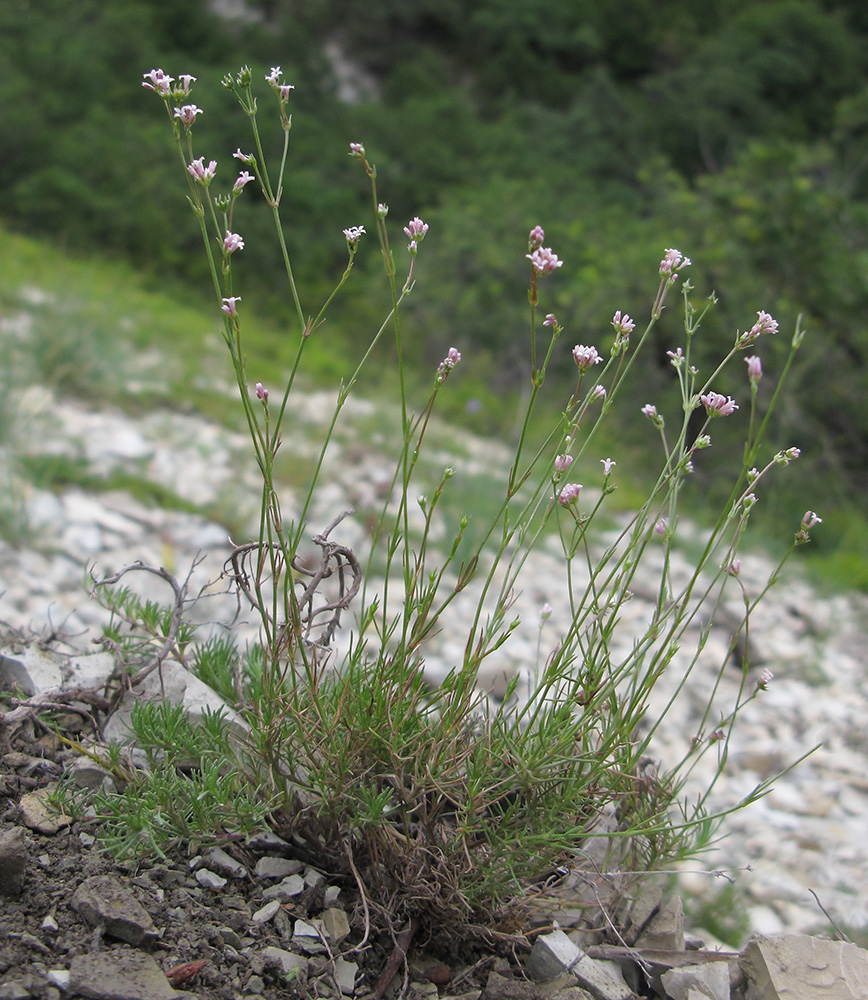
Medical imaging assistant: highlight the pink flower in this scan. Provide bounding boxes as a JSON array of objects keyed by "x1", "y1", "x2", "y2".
[
  {"x1": 600, "y1": 458, "x2": 616, "y2": 476},
  {"x1": 611, "y1": 310, "x2": 636, "y2": 335},
  {"x1": 641, "y1": 403, "x2": 659, "y2": 420},
  {"x1": 176, "y1": 74, "x2": 196, "y2": 96},
  {"x1": 700, "y1": 391, "x2": 738, "y2": 416},
  {"x1": 279, "y1": 84, "x2": 294, "y2": 101},
  {"x1": 554, "y1": 454, "x2": 573, "y2": 472},
  {"x1": 528, "y1": 225, "x2": 545, "y2": 249},
  {"x1": 343, "y1": 225, "x2": 366, "y2": 245},
  {"x1": 543, "y1": 313, "x2": 558, "y2": 327},
  {"x1": 774, "y1": 447, "x2": 801, "y2": 466},
  {"x1": 725, "y1": 559, "x2": 741, "y2": 576},
  {"x1": 404, "y1": 217, "x2": 429, "y2": 241},
  {"x1": 744, "y1": 355, "x2": 762, "y2": 383},
  {"x1": 802, "y1": 510, "x2": 822, "y2": 529},
  {"x1": 233, "y1": 148, "x2": 254, "y2": 164},
  {"x1": 255, "y1": 382, "x2": 268, "y2": 402},
  {"x1": 572, "y1": 344, "x2": 602, "y2": 371},
  {"x1": 187, "y1": 157, "x2": 217, "y2": 184},
  {"x1": 142, "y1": 68, "x2": 173, "y2": 95},
  {"x1": 349, "y1": 142, "x2": 366, "y2": 158},
  {"x1": 233, "y1": 171, "x2": 254, "y2": 193},
  {"x1": 655, "y1": 517, "x2": 670, "y2": 537},
  {"x1": 659, "y1": 248, "x2": 691, "y2": 277},
  {"x1": 221, "y1": 296, "x2": 241, "y2": 317},
  {"x1": 737, "y1": 310, "x2": 778, "y2": 349},
  {"x1": 591, "y1": 385, "x2": 606, "y2": 401},
  {"x1": 757, "y1": 667, "x2": 774, "y2": 690},
  {"x1": 526, "y1": 247, "x2": 563, "y2": 275},
  {"x1": 173, "y1": 104, "x2": 203, "y2": 127},
  {"x1": 540, "y1": 603, "x2": 553, "y2": 621},
  {"x1": 223, "y1": 231, "x2": 245, "y2": 253},
  {"x1": 558, "y1": 483, "x2": 583, "y2": 506},
  {"x1": 436, "y1": 347, "x2": 462, "y2": 383},
  {"x1": 265, "y1": 66, "x2": 282, "y2": 86}
]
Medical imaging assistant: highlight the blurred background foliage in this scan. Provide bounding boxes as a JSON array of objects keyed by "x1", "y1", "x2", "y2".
[{"x1": 1, "y1": 0, "x2": 867, "y2": 582}]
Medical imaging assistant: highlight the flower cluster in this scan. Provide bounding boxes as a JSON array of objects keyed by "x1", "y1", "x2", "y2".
[
  {"x1": 527, "y1": 247, "x2": 563, "y2": 276},
  {"x1": 659, "y1": 248, "x2": 691, "y2": 278},
  {"x1": 700, "y1": 391, "x2": 739, "y2": 417},
  {"x1": 642, "y1": 403, "x2": 664, "y2": 429},
  {"x1": 436, "y1": 347, "x2": 461, "y2": 384},
  {"x1": 528, "y1": 225, "x2": 546, "y2": 250},
  {"x1": 557, "y1": 483, "x2": 583, "y2": 506},
  {"x1": 174, "y1": 105, "x2": 202, "y2": 128},
  {"x1": 187, "y1": 158, "x2": 216, "y2": 184},
  {"x1": 611, "y1": 310, "x2": 635, "y2": 336},
  {"x1": 221, "y1": 297, "x2": 241, "y2": 318},
  {"x1": 737, "y1": 310, "x2": 779, "y2": 349},
  {"x1": 744, "y1": 355, "x2": 762, "y2": 384},
  {"x1": 223, "y1": 231, "x2": 245, "y2": 254},
  {"x1": 572, "y1": 345, "x2": 602, "y2": 372},
  {"x1": 343, "y1": 225, "x2": 366, "y2": 248},
  {"x1": 143, "y1": 69, "x2": 196, "y2": 100},
  {"x1": 404, "y1": 217, "x2": 429, "y2": 253}
]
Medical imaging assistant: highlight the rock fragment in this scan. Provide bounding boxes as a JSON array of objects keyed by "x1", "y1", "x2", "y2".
[
  {"x1": 69, "y1": 950, "x2": 185, "y2": 1000},
  {"x1": 71, "y1": 875, "x2": 160, "y2": 947},
  {"x1": 0, "y1": 826, "x2": 27, "y2": 897}
]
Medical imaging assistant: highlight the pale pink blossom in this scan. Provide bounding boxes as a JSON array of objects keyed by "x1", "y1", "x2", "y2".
[
  {"x1": 745, "y1": 355, "x2": 762, "y2": 382},
  {"x1": 142, "y1": 68, "x2": 173, "y2": 95},
  {"x1": 611, "y1": 310, "x2": 636, "y2": 335},
  {"x1": 655, "y1": 518, "x2": 670, "y2": 537},
  {"x1": 773, "y1": 447, "x2": 801, "y2": 466},
  {"x1": 173, "y1": 104, "x2": 202, "y2": 126},
  {"x1": 802, "y1": 510, "x2": 822, "y2": 529},
  {"x1": 436, "y1": 347, "x2": 462, "y2": 383},
  {"x1": 233, "y1": 171, "x2": 254, "y2": 193},
  {"x1": 572, "y1": 345, "x2": 602, "y2": 371},
  {"x1": 591, "y1": 384, "x2": 606, "y2": 401},
  {"x1": 265, "y1": 66, "x2": 282, "y2": 86},
  {"x1": 540, "y1": 603, "x2": 553, "y2": 621},
  {"x1": 700, "y1": 391, "x2": 738, "y2": 416},
  {"x1": 558, "y1": 483, "x2": 583, "y2": 506},
  {"x1": 527, "y1": 247, "x2": 563, "y2": 275},
  {"x1": 233, "y1": 148, "x2": 254, "y2": 163},
  {"x1": 725, "y1": 559, "x2": 741, "y2": 576},
  {"x1": 187, "y1": 157, "x2": 216, "y2": 183},
  {"x1": 279, "y1": 84, "x2": 294, "y2": 101},
  {"x1": 737, "y1": 310, "x2": 779, "y2": 349},
  {"x1": 528, "y1": 225, "x2": 545, "y2": 249},
  {"x1": 349, "y1": 142, "x2": 366, "y2": 158},
  {"x1": 554, "y1": 454, "x2": 573, "y2": 472},
  {"x1": 255, "y1": 382, "x2": 268, "y2": 401},
  {"x1": 176, "y1": 74, "x2": 196, "y2": 96},
  {"x1": 343, "y1": 225, "x2": 366, "y2": 244},
  {"x1": 221, "y1": 296, "x2": 241, "y2": 317},
  {"x1": 757, "y1": 667, "x2": 774, "y2": 690},
  {"x1": 543, "y1": 313, "x2": 558, "y2": 327},
  {"x1": 404, "y1": 217, "x2": 429, "y2": 241},
  {"x1": 600, "y1": 458, "x2": 616, "y2": 476},
  {"x1": 223, "y1": 231, "x2": 245, "y2": 253},
  {"x1": 659, "y1": 248, "x2": 691, "y2": 277},
  {"x1": 641, "y1": 403, "x2": 661, "y2": 425}
]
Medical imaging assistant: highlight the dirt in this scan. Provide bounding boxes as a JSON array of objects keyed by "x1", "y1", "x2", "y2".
[{"x1": 0, "y1": 702, "x2": 529, "y2": 1000}]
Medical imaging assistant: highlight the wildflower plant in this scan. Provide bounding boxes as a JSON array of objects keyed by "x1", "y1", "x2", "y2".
[{"x1": 93, "y1": 67, "x2": 822, "y2": 942}]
